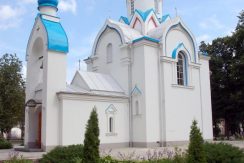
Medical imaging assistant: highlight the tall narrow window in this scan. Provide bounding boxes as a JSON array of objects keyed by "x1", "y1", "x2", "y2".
[
  {"x1": 155, "y1": 0, "x2": 159, "y2": 14},
  {"x1": 107, "y1": 43, "x2": 113, "y2": 63},
  {"x1": 109, "y1": 117, "x2": 114, "y2": 133},
  {"x1": 135, "y1": 100, "x2": 140, "y2": 115},
  {"x1": 131, "y1": 0, "x2": 135, "y2": 15},
  {"x1": 177, "y1": 52, "x2": 187, "y2": 85}
]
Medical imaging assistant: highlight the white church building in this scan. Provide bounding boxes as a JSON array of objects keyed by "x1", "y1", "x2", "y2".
[{"x1": 25, "y1": 0, "x2": 213, "y2": 151}]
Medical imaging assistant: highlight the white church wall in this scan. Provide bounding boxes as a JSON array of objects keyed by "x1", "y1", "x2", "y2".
[
  {"x1": 25, "y1": 18, "x2": 47, "y2": 147},
  {"x1": 26, "y1": 18, "x2": 46, "y2": 101},
  {"x1": 42, "y1": 50, "x2": 67, "y2": 150},
  {"x1": 131, "y1": 44, "x2": 147, "y2": 143},
  {"x1": 165, "y1": 27, "x2": 195, "y2": 63},
  {"x1": 200, "y1": 56, "x2": 213, "y2": 140},
  {"x1": 143, "y1": 45, "x2": 160, "y2": 144},
  {"x1": 59, "y1": 95, "x2": 129, "y2": 147},
  {"x1": 162, "y1": 61, "x2": 203, "y2": 143},
  {"x1": 92, "y1": 29, "x2": 129, "y2": 94},
  {"x1": 131, "y1": 43, "x2": 161, "y2": 146}
]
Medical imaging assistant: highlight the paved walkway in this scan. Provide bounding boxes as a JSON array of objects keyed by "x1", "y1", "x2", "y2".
[
  {"x1": 0, "y1": 148, "x2": 45, "y2": 161},
  {"x1": 0, "y1": 141, "x2": 243, "y2": 161}
]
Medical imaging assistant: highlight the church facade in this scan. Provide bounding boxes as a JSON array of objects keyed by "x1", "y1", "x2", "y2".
[{"x1": 25, "y1": 0, "x2": 213, "y2": 151}]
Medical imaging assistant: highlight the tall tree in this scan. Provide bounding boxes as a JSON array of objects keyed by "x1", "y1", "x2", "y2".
[
  {"x1": 203, "y1": 11, "x2": 244, "y2": 136},
  {"x1": 0, "y1": 54, "x2": 25, "y2": 138},
  {"x1": 83, "y1": 108, "x2": 100, "y2": 163}
]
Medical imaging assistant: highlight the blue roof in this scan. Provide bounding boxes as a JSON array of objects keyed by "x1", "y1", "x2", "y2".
[
  {"x1": 38, "y1": 0, "x2": 59, "y2": 8},
  {"x1": 120, "y1": 16, "x2": 130, "y2": 25},
  {"x1": 161, "y1": 14, "x2": 170, "y2": 23},
  {"x1": 40, "y1": 15, "x2": 69, "y2": 53},
  {"x1": 133, "y1": 36, "x2": 160, "y2": 43},
  {"x1": 135, "y1": 9, "x2": 154, "y2": 22}
]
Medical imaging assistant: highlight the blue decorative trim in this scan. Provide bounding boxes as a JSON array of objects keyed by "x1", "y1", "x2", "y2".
[
  {"x1": 166, "y1": 23, "x2": 196, "y2": 63},
  {"x1": 135, "y1": 9, "x2": 154, "y2": 21},
  {"x1": 161, "y1": 14, "x2": 170, "y2": 23},
  {"x1": 38, "y1": 3, "x2": 57, "y2": 9},
  {"x1": 172, "y1": 43, "x2": 192, "y2": 61},
  {"x1": 38, "y1": 0, "x2": 58, "y2": 8},
  {"x1": 40, "y1": 15, "x2": 69, "y2": 53},
  {"x1": 119, "y1": 16, "x2": 130, "y2": 25},
  {"x1": 133, "y1": 36, "x2": 160, "y2": 43},
  {"x1": 184, "y1": 54, "x2": 188, "y2": 86},
  {"x1": 119, "y1": 8, "x2": 163, "y2": 26},
  {"x1": 131, "y1": 85, "x2": 142, "y2": 96},
  {"x1": 94, "y1": 25, "x2": 123, "y2": 55}
]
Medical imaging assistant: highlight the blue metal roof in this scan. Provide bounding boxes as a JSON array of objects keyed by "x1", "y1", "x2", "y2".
[
  {"x1": 38, "y1": 0, "x2": 59, "y2": 8},
  {"x1": 120, "y1": 16, "x2": 130, "y2": 25},
  {"x1": 161, "y1": 14, "x2": 170, "y2": 23},
  {"x1": 133, "y1": 36, "x2": 160, "y2": 43},
  {"x1": 135, "y1": 9, "x2": 154, "y2": 22},
  {"x1": 40, "y1": 15, "x2": 69, "y2": 53}
]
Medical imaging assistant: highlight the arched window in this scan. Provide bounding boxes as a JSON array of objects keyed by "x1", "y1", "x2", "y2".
[
  {"x1": 177, "y1": 52, "x2": 187, "y2": 86},
  {"x1": 109, "y1": 117, "x2": 114, "y2": 133},
  {"x1": 107, "y1": 43, "x2": 113, "y2": 63}
]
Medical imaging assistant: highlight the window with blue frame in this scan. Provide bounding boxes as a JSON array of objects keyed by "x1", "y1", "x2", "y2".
[{"x1": 177, "y1": 52, "x2": 187, "y2": 86}]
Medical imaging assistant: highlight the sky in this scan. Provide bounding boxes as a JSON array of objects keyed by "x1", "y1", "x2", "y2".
[{"x1": 0, "y1": 0, "x2": 243, "y2": 82}]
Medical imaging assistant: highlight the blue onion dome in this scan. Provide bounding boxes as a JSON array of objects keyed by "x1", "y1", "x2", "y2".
[{"x1": 38, "y1": 0, "x2": 59, "y2": 8}]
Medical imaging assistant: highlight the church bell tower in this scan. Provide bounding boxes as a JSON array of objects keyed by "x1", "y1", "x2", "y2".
[{"x1": 126, "y1": 0, "x2": 163, "y2": 19}]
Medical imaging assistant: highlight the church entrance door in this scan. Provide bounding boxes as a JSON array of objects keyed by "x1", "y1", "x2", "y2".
[{"x1": 37, "y1": 112, "x2": 42, "y2": 148}]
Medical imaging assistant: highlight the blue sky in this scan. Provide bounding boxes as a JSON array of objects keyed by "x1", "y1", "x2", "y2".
[{"x1": 0, "y1": 0, "x2": 243, "y2": 82}]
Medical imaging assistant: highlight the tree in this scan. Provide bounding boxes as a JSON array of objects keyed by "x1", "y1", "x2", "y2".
[
  {"x1": 83, "y1": 108, "x2": 100, "y2": 163},
  {"x1": 0, "y1": 54, "x2": 25, "y2": 138},
  {"x1": 187, "y1": 120, "x2": 206, "y2": 163},
  {"x1": 202, "y1": 11, "x2": 244, "y2": 137},
  {"x1": 236, "y1": 10, "x2": 244, "y2": 30}
]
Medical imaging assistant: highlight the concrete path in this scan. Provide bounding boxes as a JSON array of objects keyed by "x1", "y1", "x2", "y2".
[
  {"x1": 0, "y1": 141, "x2": 243, "y2": 161},
  {"x1": 0, "y1": 148, "x2": 45, "y2": 161}
]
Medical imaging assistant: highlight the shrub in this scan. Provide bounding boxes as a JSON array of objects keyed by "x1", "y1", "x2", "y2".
[
  {"x1": 40, "y1": 144, "x2": 84, "y2": 163},
  {"x1": 0, "y1": 138, "x2": 13, "y2": 149},
  {"x1": 203, "y1": 142, "x2": 244, "y2": 163},
  {"x1": 4, "y1": 159, "x2": 33, "y2": 163},
  {"x1": 83, "y1": 108, "x2": 100, "y2": 163},
  {"x1": 186, "y1": 120, "x2": 206, "y2": 163}
]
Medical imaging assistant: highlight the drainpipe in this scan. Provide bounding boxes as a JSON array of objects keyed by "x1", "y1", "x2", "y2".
[{"x1": 128, "y1": 44, "x2": 133, "y2": 147}]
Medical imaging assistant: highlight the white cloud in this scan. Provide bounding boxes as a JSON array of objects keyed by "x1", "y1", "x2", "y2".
[
  {"x1": 199, "y1": 15, "x2": 224, "y2": 30},
  {"x1": 21, "y1": 0, "x2": 36, "y2": 4},
  {"x1": 0, "y1": 5, "x2": 24, "y2": 30},
  {"x1": 196, "y1": 34, "x2": 211, "y2": 44},
  {"x1": 0, "y1": 5, "x2": 22, "y2": 21},
  {"x1": 59, "y1": 0, "x2": 77, "y2": 14},
  {"x1": 22, "y1": 64, "x2": 27, "y2": 80}
]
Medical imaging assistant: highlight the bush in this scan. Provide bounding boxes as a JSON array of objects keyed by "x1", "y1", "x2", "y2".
[
  {"x1": 40, "y1": 144, "x2": 84, "y2": 163},
  {"x1": 203, "y1": 142, "x2": 244, "y2": 163},
  {"x1": 83, "y1": 108, "x2": 100, "y2": 163},
  {"x1": 187, "y1": 120, "x2": 206, "y2": 163},
  {"x1": 0, "y1": 138, "x2": 13, "y2": 149},
  {"x1": 4, "y1": 159, "x2": 33, "y2": 163}
]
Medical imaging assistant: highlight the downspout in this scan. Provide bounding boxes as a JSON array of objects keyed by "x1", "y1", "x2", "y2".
[{"x1": 128, "y1": 44, "x2": 133, "y2": 147}]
